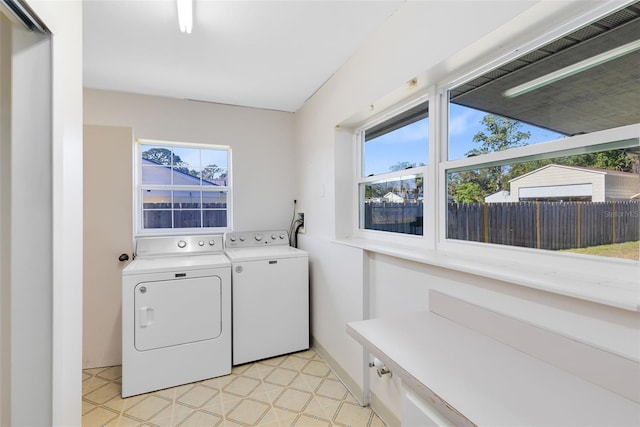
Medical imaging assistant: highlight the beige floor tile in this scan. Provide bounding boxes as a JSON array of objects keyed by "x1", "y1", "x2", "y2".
[
  {"x1": 170, "y1": 402, "x2": 197, "y2": 425},
  {"x1": 314, "y1": 379, "x2": 348, "y2": 401},
  {"x1": 293, "y1": 349, "x2": 318, "y2": 360},
  {"x1": 301, "y1": 361, "x2": 331, "y2": 378},
  {"x1": 225, "y1": 398, "x2": 273, "y2": 426},
  {"x1": 82, "y1": 349, "x2": 385, "y2": 427},
  {"x1": 239, "y1": 363, "x2": 266, "y2": 380},
  {"x1": 82, "y1": 400, "x2": 99, "y2": 417},
  {"x1": 333, "y1": 401, "x2": 374, "y2": 427},
  {"x1": 279, "y1": 355, "x2": 308, "y2": 372},
  {"x1": 84, "y1": 381, "x2": 122, "y2": 405},
  {"x1": 222, "y1": 375, "x2": 261, "y2": 397},
  {"x1": 199, "y1": 392, "x2": 225, "y2": 413},
  {"x1": 112, "y1": 414, "x2": 144, "y2": 426},
  {"x1": 256, "y1": 379, "x2": 287, "y2": 396},
  {"x1": 102, "y1": 394, "x2": 128, "y2": 413},
  {"x1": 177, "y1": 409, "x2": 223, "y2": 427},
  {"x1": 176, "y1": 384, "x2": 217, "y2": 408},
  {"x1": 369, "y1": 413, "x2": 387, "y2": 427},
  {"x1": 290, "y1": 414, "x2": 332, "y2": 427},
  {"x1": 82, "y1": 406, "x2": 120, "y2": 427},
  {"x1": 258, "y1": 355, "x2": 287, "y2": 367},
  {"x1": 84, "y1": 367, "x2": 105, "y2": 376},
  {"x1": 300, "y1": 396, "x2": 332, "y2": 421},
  {"x1": 83, "y1": 376, "x2": 110, "y2": 396},
  {"x1": 124, "y1": 395, "x2": 172, "y2": 422},
  {"x1": 271, "y1": 407, "x2": 299, "y2": 426},
  {"x1": 313, "y1": 395, "x2": 343, "y2": 421},
  {"x1": 264, "y1": 367, "x2": 299, "y2": 387},
  {"x1": 273, "y1": 388, "x2": 314, "y2": 413},
  {"x1": 97, "y1": 366, "x2": 122, "y2": 381}
]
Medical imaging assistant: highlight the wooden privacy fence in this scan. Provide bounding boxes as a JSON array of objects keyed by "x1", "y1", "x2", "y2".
[
  {"x1": 364, "y1": 203, "x2": 423, "y2": 235},
  {"x1": 143, "y1": 202, "x2": 227, "y2": 228},
  {"x1": 447, "y1": 201, "x2": 640, "y2": 250}
]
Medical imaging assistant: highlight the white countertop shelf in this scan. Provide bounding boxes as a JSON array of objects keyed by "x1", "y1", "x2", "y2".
[
  {"x1": 335, "y1": 237, "x2": 640, "y2": 312},
  {"x1": 347, "y1": 310, "x2": 640, "y2": 426}
]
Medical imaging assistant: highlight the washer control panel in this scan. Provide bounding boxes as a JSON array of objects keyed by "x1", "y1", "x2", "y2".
[
  {"x1": 135, "y1": 234, "x2": 224, "y2": 258},
  {"x1": 224, "y1": 230, "x2": 289, "y2": 248}
]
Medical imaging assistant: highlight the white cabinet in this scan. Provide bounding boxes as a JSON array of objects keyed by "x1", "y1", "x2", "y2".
[{"x1": 402, "y1": 386, "x2": 453, "y2": 427}]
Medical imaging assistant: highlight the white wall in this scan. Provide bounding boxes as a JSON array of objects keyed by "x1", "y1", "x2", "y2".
[
  {"x1": 0, "y1": 1, "x2": 83, "y2": 425},
  {"x1": 293, "y1": 0, "x2": 638, "y2": 423},
  {"x1": 84, "y1": 89, "x2": 297, "y2": 232}
]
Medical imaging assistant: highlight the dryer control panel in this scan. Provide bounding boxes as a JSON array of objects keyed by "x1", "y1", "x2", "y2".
[
  {"x1": 224, "y1": 230, "x2": 289, "y2": 248},
  {"x1": 135, "y1": 234, "x2": 224, "y2": 258}
]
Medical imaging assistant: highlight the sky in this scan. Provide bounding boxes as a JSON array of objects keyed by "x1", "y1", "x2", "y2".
[{"x1": 363, "y1": 104, "x2": 565, "y2": 177}]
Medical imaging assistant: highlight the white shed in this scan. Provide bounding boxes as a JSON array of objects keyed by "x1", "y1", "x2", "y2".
[{"x1": 508, "y1": 164, "x2": 640, "y2": 202}]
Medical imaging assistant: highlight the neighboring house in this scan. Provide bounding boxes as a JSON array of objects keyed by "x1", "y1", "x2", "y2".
[
  {"x1": 383, "y1": 192, "x2": 404, "y2": 203},
  {"x1": 485, "y1": 190, "x2": 511, "y2": 203},
  {"x1": 142, "y1": 158, "x2": 226, "y2": 205},
  {"x1": 508, "y1": 164, "x2": 640, "y2": 202}
]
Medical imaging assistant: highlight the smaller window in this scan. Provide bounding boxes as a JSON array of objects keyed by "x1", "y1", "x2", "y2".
[
  {"x1": 357, "y1": 100, "x2": 428, "y2": 236},
  {"x1": 136, "y1": 140, "x2": 231, "y2": 234}
]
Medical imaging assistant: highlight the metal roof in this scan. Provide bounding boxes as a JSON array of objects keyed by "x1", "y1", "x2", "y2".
[{"x1": 450, "y1": 2, "x2": 640, "y2": 137}]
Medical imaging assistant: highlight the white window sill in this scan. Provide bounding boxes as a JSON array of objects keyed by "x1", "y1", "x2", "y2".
[{"x1": 334, "y1": 237, "x2": 640, "y2": 312}]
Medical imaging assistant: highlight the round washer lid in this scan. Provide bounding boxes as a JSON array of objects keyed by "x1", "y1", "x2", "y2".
[{"x1": 122, "y1": 253, "x2": 230, "y2": 275}]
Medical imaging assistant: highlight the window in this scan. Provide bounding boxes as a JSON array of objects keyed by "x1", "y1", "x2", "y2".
[
  {"x1": 356, "y1": 100, "x2": 429, "y2": 236},
  {"x1": 136, "y1": 140, "x2": 231, "y2": 234},
  {"x1": 444, "y1": 5, "x2": 639, "y2": 260}
]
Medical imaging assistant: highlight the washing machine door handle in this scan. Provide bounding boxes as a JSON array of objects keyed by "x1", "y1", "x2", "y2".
[{"x1": 119, "y1": 253, "x2": 130, "y2": 262}]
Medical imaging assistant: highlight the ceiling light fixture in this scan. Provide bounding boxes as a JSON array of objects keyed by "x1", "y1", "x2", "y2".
[
  {"x1": 503, "y1": 39, "x2": 640, "y2": 98},
  {"x1": 176, "y1": 0, "x2": 193, "y2": 34}
]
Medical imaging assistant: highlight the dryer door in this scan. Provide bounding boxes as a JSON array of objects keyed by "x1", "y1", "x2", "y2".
[{"x1": 134, "y1": 275, "x2": 222, "y2": 351}]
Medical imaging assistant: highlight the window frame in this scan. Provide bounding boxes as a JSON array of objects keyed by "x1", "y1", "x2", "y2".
[
  {"x1": 349, "y1": 1, "x2": 638, "y2": 264},
  {"x1": 134, "y1": 138, "x2": 233, "y2": 236},
  {"x1": 353, "y1": 94, "x2": 431, "y2": 245}
]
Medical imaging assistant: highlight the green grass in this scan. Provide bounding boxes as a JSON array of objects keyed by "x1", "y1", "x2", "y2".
[{"x1": 562, "y1": 241, "x2": 639, "y2": 260}]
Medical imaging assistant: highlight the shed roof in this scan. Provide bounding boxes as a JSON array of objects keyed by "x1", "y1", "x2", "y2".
[{"x1": 509, "y1": 163, "x2": 639, "y2": 183}]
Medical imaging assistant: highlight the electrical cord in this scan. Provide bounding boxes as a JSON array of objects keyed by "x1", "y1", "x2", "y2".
[
  {"x1": 293, "y1": 221, "x2": 304, "y2": 248},
  {"x1": 288, "y1": 199, "x2": 305, "y2": 247},
  {"x1": 289, "y1": 199, "x2": 298, "y2": 246}
]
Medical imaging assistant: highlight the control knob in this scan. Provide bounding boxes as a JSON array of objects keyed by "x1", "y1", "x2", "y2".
[
  {"x1": 255, "y1": 234, "x2": 263, "y2": 241},
  {"x1": 177, "y1": 240, "x2": 187, "y2": 248},
  {"x1": 198, "y1": 240, "x2": 205, "y2": 246}
]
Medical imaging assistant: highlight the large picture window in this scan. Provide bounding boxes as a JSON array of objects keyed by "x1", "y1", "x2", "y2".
[
  {"x1": 357, "y1": 100, "x2": 428, "y2": 236},
  {"x1": 444, "y1": 5, "x2": 639, "y2": 260},
  {"x1": 136, "y1": 140, "x2": 231, "y2": 234}
]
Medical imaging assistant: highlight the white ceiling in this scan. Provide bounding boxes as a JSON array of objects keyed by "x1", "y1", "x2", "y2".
[{"x1": 83, "y1": 0, "x2": 403, "y2": 112}]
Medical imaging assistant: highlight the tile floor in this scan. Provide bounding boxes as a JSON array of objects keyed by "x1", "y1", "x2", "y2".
[{"x1": 82, "y1": 349, "x2": 386, "y2": 427}]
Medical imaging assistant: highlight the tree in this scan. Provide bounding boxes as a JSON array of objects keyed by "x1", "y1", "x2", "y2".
[
  {"x1": 142, "y1": 147, "x2": 198, "y2": 178},
  {"x1": 560, "y1": 149, "x2": 633, "y2": 172},
  {"x1": 453, "y1": 182, "x2": 485, "y2": 203},
  {"x1": 389, "y1": 161, "x2": 417, "y2": 172},
  {"x1": 201, "y1": 164, "x2": 222, "y2": 180},
  {"x1": 142, "y1": 148, "x2": 180, "y2": 165},
  {"x1": 451, "y1": 115, "x2": 531, "y2": 201},
  {"x1": 466, "y1": 114, "x2": 531, "y2": 156}
]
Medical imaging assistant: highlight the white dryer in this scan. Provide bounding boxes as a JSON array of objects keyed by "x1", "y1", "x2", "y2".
[
  {"x1": 224, "y1": 230, "x2": 309, "y2": 365},
  {"x1": 122, "y1": 235, "x2": 231, "y2": 397}
]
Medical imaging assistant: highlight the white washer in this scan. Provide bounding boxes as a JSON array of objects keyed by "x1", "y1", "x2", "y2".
[
  {"x1": 224, "y1": 230, "x2": 309, "y2": 365},
  {"x1": 122, "y1": 234, "x2": 231, "y2": 397}
]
